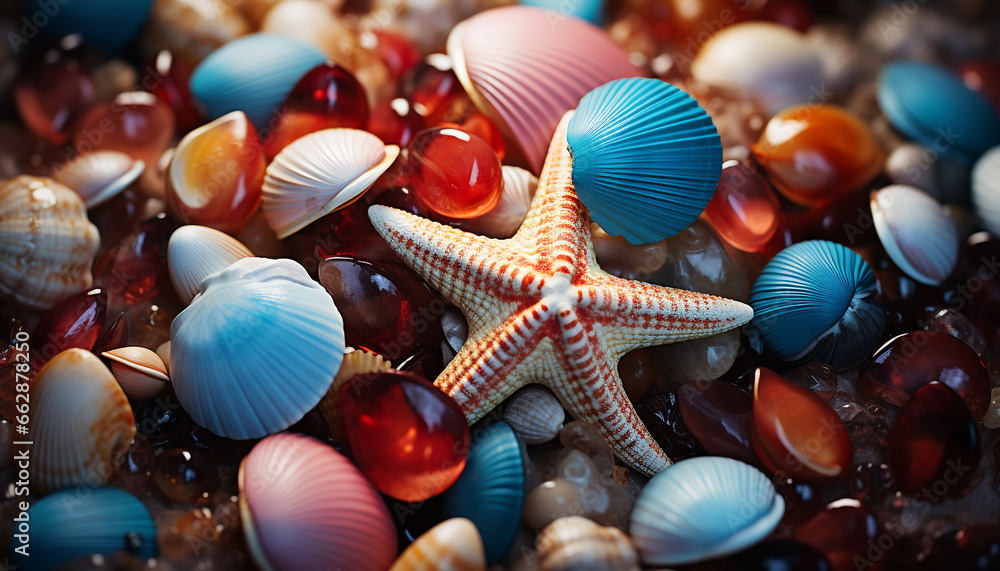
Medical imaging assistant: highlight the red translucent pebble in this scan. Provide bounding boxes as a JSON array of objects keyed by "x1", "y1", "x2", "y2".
[
  {"x1": 14, "y1": 58, "x2": 96, "y2": 145},
  {"x1": 264, "y1": 62, "x2": 369, "y2": 158},
  {"x1": 858, "y1": 331, "x2": 990, "y2": 419},
  {"x1": 30, "y1": 288, "x2": 107, "y2": 369},
  {"x1": 93, "y1": 215, "x2": 176, "y2": 306},
  {"x1": 341, "y1": 371, "x2": 470, "y2": 502},
  {"x1": 368, "y1": 98, "x2": 423, "y2": 148},
  {"x1": 752, "y1": 367, "x2": 854, "y2": 483},
  {"x1": 144, "y1": 50, "x2": 203, "y2": 133},
  {"x1": 309, "y1": 200, "x2": 400, "y2": 264},
  {"x1": 408, "y1": 127, "x2": 502, "y2": 219},
  {"x1": 959, "y1": 58, "x2": 1000, "y2": 112},
  {"x1": 444, "y1": 111, "x2": 507, "y2": 161},
  {"x1": 703, "y1": 160, "x2": 781, "y2": 252},
  {"x1": 92, "y1": 312, "x2": 129, "y2": 356},
  {"x1": 404, "y1": 55, "x2": 471, "y2": 125},
  {"x1": 372, "y1": 30, "x2": 420, "y2": 79},
  {"x1": 317, "y1": 256, "x2": 417, "y2": 359},
  {"x1": 72, "y1": 91, "x2": 176, "y2": 167},
  {"x1": 887, "y1": 383, "x2": 979, "y2": 499},
  {"x1": 677, "y1": 380, "x2": 757, "y2": 465},
  {"x1": 795, "y1": 499, "x2": 881, "y2": 571}
]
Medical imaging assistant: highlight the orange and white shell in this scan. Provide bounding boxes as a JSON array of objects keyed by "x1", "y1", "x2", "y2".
[
  {"x1": 537, "y1": 516, "x2": 640, "y2": 571},
  {"x1": 102, "y1": 346, "x2": 170, "y2": 400},
  {"x1": 389, "y1": 518, "x2": 486, "y2": 571}
]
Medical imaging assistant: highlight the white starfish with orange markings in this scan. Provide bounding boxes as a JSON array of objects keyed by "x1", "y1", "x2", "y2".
[{"x1": 369, "y1": 111, "x2": 753, "y2": 475}]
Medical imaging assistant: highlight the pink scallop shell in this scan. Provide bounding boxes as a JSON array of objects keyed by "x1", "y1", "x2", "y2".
[
  {"x1": 239, "y1": 433, "x2": 397, "y2": 571},
  {"x1": 448, "y1": 6, "x2": 641, "y2": 173}
]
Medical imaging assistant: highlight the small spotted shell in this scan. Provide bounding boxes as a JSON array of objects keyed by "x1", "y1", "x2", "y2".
[
  {"x1": 537, "y1": 516, "x2": 640, "y2": 571},
  {"x1": 503, "y1": 385, "x2": 565, "y2": 445},
  {"x1": 388, "y1": 518, "x2": 486, "y2": 571},
  {"x1": 102, "y1": 346, "x2": 170, "y2": 400}
]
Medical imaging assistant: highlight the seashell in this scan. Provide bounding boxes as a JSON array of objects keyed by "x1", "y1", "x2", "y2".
[
  {"x1": 262, "y1": 129, "x2": 400, "y2": 239},
  {"x1": 691, "y1": 22, "x2": 823, "y2": 117},
  {"x1": 389, "y1": 518, "x2": 486, "y2": 571},
  {"x1": 870, "y1": 185, "x2": 959, "y2": 286},
  {"x1": 878, "y1": 62, "x2": 1000, "y2": 165},
  {"x1": 102, "y1": 346, "x2": 170, "y2": 401},
  {"x1": 52, "y1": 151, "x2": 145, "y2": 208},
  {"x1": 443, "y1": 422, "x2": 526, "y2": 565},
  {"x1": 447, "y1": 6, "x2": 640, "y2": 173},
  {"x1": 30, "y1": 349, "x2": 136, "y2": 495},
  {"x1": 503, "y1": 385, "x2": 565, "y2": 445},
  {"x1": 630, "y1": 456, "x2": 784, "y2": 566},
  {"x1": 261, "y1": 0, "x2": 355, "y2": 64},
  {"x1": 190, "y1": 33, "x2": 327, "y2": 128},
  {"x1": 537, "y1": 516, "x2": 640, "y2": 571},
  {"x1": 315, "y1": 348, "x2": 393, "y2": 444},
  {"x1": 0, "y1": 176, "x2": 101, "y2": 310},
  {"x1": 240, "y1": 433, "x2": 397, "y2": 571},
  {"x1": 167, "y1": 224, "x2": 255, "y2": 304},
  {"x1": 460, "y1": 165, "x2": 537, "y2": 239},
  {"x1": 24, "y1": 0, "x2": 154, "y2": 54},
  {"x1": 156, "y1": 340, "x2": 171, "y2": 374},
  {"x1": 749, "y1": 240, "x2": 884, "y2": 370},
  {"x1": 170, "y1": 257, "x2": 345, "y2": 439},
  {"x1": 972, "y1": 146, "x2": 1000, "y2": 236},
  {"x1": 9, "y1": 487, "x2": 156, "y2": 571},
  {"x1": 567, "y1": 78, "x2": 722, "y2": 244}
]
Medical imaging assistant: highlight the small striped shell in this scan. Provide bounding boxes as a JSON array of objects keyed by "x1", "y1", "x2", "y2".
[
  {"x1": 52, "y1": 151, "x2": 144, "y2": 208},
  {"x1": 871, "y1": 185, "x2": 959, "y2": 286},
  {"x1": 30, "y1": 349, "x2": 136, "y2": 495},
  {"x1": 240, "y1": 433, "x2": 397, "y2": 571},
  {"x1": 630, "y1": 456, "x2": 784, "y2": 566},
  {"x1": 168, "y1": 224, "x2": 254, "y2": 304},
  {"x1": 315, "y1": 348, "x2": 393, "y2": 444},
  {"x1": 262, "y1": 128, "x2": 399, "y2": 239},
  {"x1": 538, "y1": 516, "x2": 640, "y2": 571},
  {"x1": 972, "y1": 146, "x2": 1000, "y2": 235},
  {"x1": 389, "y1": 518, "x2": 486, "y2": 571},
  {"x1": 102, "y1": 346, "x2": 170, "y2": 400},
  {"x1": 503, "y1": 385, "x2": 565, "y2": 445},
  {"x1": 0, "y1": 176, "x2": 101, "y2": 310}
]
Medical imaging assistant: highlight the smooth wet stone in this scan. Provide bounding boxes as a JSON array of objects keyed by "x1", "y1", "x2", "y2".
[
  {"x1": 634, "y1": 390, "x2": 704, "y2": 460},
  {"x1": 408, "y1": 127, "x2": 502, "y2": 219},
  {"x1": 786, "y1": 362, "x2": 839, "y2": 404},
  {"x1": 795, "y1": 500, "x2": 880, "y2": 571},
  {"x1": 73, "y1": 91, "x2": 176, "y2": 168},
  {"x1": 93, "y1": 215, "x2": 176, "y2": 307},
  {"x1": 678, "y1": 380, "x2": 757, "y2": 465},
  {"x1": 924, "y1": 308, "x2": 986, "y2": 356},
  {"x1": 15, "y1": 56, "x2": 97, "y2": 145},
  {"x1": 704, "y1": 160, "x2": 781, "y2": 252},
  {"x1": 153, "y1": 447, "x2": 220, "y2": 504},
  {"x1": 558, "y1": 421, "x2": 615, "y2": 475},
  {"x1": 31, "y1": 288, "x2": 107, "y2": 369}
]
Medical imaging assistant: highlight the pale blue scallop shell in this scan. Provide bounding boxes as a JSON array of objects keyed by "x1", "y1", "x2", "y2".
[
  {"x1": 24, "y1": 0, "x2": 154, "y2": 53},
  {"x1": 10, "y1": 487, "x2": 156, "y2": 571},
  {"x1": 190, "y1": 34, "x2": 327, "y2": 129},
  {"x1": 630, "y1": 456, "x2": 784, "y2": 566},
  {"x1": 567, "y1": 77, "x2": 722, "y2": 245},
  {"x1": 749, "y1": 240, "x2": 884, "y2": 370},
  {"x1": 170, "y1": 257, "x2": 345, "y2": 439},
  {"x1": 442, "y1": 422, "x2": 525, "y2": 564}
]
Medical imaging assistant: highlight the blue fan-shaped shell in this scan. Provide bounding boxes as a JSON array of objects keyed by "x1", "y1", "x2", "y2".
[
  {"x1": 878, "y1": 62, "x2": 1000, "y2": 165},
  {"x1": 567, "y1": 78, "x2": 722, "y2": 245},
  {"x1": 190, "y1": 34, "x2": 327, "y2": 129},
  {"x1": 520, "y1": 0, "x2": 604, "y2": 24},
  {"x1": 749, "y1": 240, "x2": 884, "y2": 370},
  {"x1": 442, "y1": 422, "x2": 525, "y2": 564},
  {"x1": 24, "y1": 0, "x2": 154, "y2": 53},
  {"x1": 10, "y1": 487, "x2": 156, "y2": 571}
]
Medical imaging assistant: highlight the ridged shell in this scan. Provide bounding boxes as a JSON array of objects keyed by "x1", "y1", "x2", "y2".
[
  {"x1": 168, "y1": 224, "x2": 254, "y2": 304},
  {"x1": 262, "y1": 129, "x2": 400, "y2": 239},
  {"x1": 30, "y1": 349, "x2": 136, "y2": 495},
  {"x1": 24, "y1": 0, "x2": 154, "y2": 54},
  {"x1": 9, "y1": 487, "x2": 156, "y2": 571},
  {"x1": 871, "y1": 185, "x2": 959, "y2": 286},
  {"x1": 190, "y1": 33, "x2": 327, "y2": 128},
  {"x1": 102, "y1": 346, "x2": 170, "y2": 401},
  {"x1": 52, "y1": 151, "x2": 145, "y2": 208},
  {"x1": 389, "y1": 518, "x2": 486, "y2": 571},
  {"x1": 240, "y1": 433, "x2": 396, "y2": 571},
  {"x1": 630, "y1": 456, "x2": 784, "y2": 566},
  {"x1": 170, "y1": 258, "x2": 345, "y2": 439},
  {"x1": 537, "y1": 516, "x2": 640, "y2": 571},
  {"x1": 442, "y1": 422, "x2": 525, "y2": 564},
  {"x1": 464, "y1": 166, "x2": 537, "y2": 239},
  {"x1": 567, "y1": 78, "x2": 722, "y2": 245},
  {"x1": 749, "y1": 240, "x2": 884, "y2": 370},
  {"x1": 156, "y1": 341, "x2": 171, "y2": 374},
  {"x1": 971, "y1": 146, "x2": 1000, "y2": 237},
  {"x1": 315, "y1": 348, "x2": 393, "y2": 443},
  {"x1": 447, "y1": 6, "x2": 640, "y2": 173},
  {"x1": 0, "y1": 176, "x2": 101, "y2": 310},
  {"x1": 503, "y1": 385, "x2": 565, "y2": 445}
]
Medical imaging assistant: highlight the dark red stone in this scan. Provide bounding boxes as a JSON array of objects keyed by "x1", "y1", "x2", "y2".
[
  {"x1": 795, "y1": 500, "x2": 882, "y2": 571},
  {"x1": 144, "y1": 50, "x2": 203, "y2": 133},
  {"x1": 152, "y1": 447, "x2": 220, "y2": 504},
  {"x1": 775, "y1": 480, "x2": 823, "y2": 527},
  {"x1": 858, "y1": 331, "x2": 990, "y2": 419},
  {"x1": 703, "y1": 161, "x2": 781, "y2": 252},
  {"x1": 88, "y1": 187, "x2": 151, "y2": 253},
  {"x1": 31, "y1": 288, "x2": 107, "y2": 369},
  {"x1": 849, "y1": 462, "x2": 896, "y2": 507},
  {"x1": 93, "y1": 214, "x2": 176, "y2": 306},
  {"x1": 341, "y1": 371, "x2": 469, "y2": 502},
  {"x1": 724, "y1": 540, "x2": 831, "y2": 571},
  {"x1": 886, "y1": 382, "x2": 979, "y2": 499},
  {"x1": 959, "y1": 59, "x2": 1000, "y2": 112},
  {"x1": 926, "y1": 524, "x2": 1000, "y2": 571},
  {"x1": 403, "y1": 56, "x2": 473, "y2": 126},
  {"x1": 634, "y1": 390, "x2": 704, "y2": 459},
  {"x1": 408, "y1": 127, "x2": 502, "y2": 219},
  {"x1": 92, "y1": 312, "x2": 129, "y2": 356},
  {"x1": 15, "y1": 57, "x2": 96, "y2": 145},
  {"x1": 371, "y1": 30, "x2": 420, "y2": 79},
  {"x1": 368, "y1": 98, "x2": 423, "y2": 148},
  {"x1": 755, "y1": 0, "x2": 813, "y2": 32},
  {"x1": 677, "y1": 380, "x2": 757, "y2": 465},
  {"x1": 72, "y1": 91, "x2": 176, "y2": 167}
]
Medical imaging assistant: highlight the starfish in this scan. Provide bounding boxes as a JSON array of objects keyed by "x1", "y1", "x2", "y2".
[{"x1": 368, "y1": 111, "x2": 753, "y2": 475}]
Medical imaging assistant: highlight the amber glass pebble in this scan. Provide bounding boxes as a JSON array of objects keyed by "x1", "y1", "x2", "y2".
[
  {"x1": 703, "y1": 160, "x2": 781, "y2": 252},
  {"x1": 677, "y1": 380, "x2": 757, "y2": 465},
  {"x1": 145, "y1": 50, "x2": 203, "y2": 133},
  {"x1": 408, "y1": 127, "x2": 502, "y2": 219},
  {"x1": 73, "y1": 91, "x2": 176, "y2": 167}
]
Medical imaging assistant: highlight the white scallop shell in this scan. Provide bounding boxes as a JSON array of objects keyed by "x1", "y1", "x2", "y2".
[
  {"x1": 52, "y1": 151, "x2": 144, "y2": 208},
  {"x1": 871, "y1": 184, "x2": 959, "y2": 286},
  {"x1": 630, "y1": 456, "x2": 784, "y2": 566},
  {"x1": 168, "y1": 224, "x2": 254, "y2": 304},
  {"x1": 972, "y1": 146, "x2": 1000, "y2": 236},
  {"x1": 503, "y1": 385, "x2": 564, "y2": 445},
  {"x1": 464, "y1": 166, "x2": 537, "y2": 239},
  {"x1": 262, "y1": 128, "x2": 399, "y2": 239},
  {"x1": 102, "y1": 346, "x2": 170, "y2": 400}
]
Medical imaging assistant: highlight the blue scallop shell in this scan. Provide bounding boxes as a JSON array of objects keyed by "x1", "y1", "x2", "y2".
[
  {"x1": 442, "y1": 422, "x2": 525, "y2": 564},
  {"x1": 190, "y1": 34, "x2": 327, "y2": 129},
  {"x1": 749, "y1": 240, "x2": 884, "y2": 370},
  {"x1": 878, "y1": 62, "x2": 1000, "y2": 165},
  {"x1": 24, "y1": 0, "x2": 154, "y2": 53},
  {"x1": 567, "y1": 78, "x2": 722, "y2": 245},
  {"x1": 520, "y1": 0, "x2": 604, "y2": 24},
  {"x1": 10, "y1": 487, "x2": 156, "y2": 571}
]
